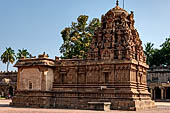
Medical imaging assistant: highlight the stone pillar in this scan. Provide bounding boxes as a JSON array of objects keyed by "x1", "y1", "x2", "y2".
[
  {"x1": 153, "y1": 88, "x2": 156, "y2": 100},
  {"x1": 150, "y1": 88, "x2": 153, "y2": 100},
  {"x1": 1, "y1": 91, "x2": 4, "y2": 97},
  {"x1": 165, "y1": 88, "x2": 167, "y2": 99},
  {"x1": 161, "y1": 88, "x2": 164, "y2": 100}
]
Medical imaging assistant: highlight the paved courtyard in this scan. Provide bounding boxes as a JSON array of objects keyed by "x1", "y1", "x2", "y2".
[{"x1": 1, "y1": 100, "x2": 170, "y2": 113}]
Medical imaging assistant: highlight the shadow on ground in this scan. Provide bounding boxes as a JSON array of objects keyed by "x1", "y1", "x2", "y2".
[{"x1": 0, "y1": 104, "x2": 9, "y2": 107}]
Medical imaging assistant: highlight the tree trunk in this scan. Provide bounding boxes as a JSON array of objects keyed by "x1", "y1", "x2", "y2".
[{"x1": 7, "y1": 62, "x2": 9, "y2": 72}]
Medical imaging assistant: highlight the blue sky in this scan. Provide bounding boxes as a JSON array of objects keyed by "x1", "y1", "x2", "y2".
[{"x1": 0, "y1": 0, "x2": 170, "y2": 71}]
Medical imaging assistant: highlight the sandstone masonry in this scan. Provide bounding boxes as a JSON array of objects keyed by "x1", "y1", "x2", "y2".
[{"x1": 11, "y1": 2, "x2": 155, "y2": 111}]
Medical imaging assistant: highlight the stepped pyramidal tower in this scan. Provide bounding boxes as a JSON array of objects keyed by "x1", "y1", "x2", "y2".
[
  {"x1": 88, "y1": 1, "x2": 144, "y2": 61},
  {"x1": 12, "y1": 1, "x2": 155, "y2": 111}
]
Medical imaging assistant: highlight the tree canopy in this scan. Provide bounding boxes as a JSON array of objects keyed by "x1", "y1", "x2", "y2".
[
  {"x1": 60, "y1": 15, "x2": 101, "y2": 59},
  {"x1": 1, "y1": 47, "x2": 15, "y2": 72},
  {"x1": 144, "y1": 37, "x2": 170, "y2": 67},
  {"x1": 16, "y1": 48, "x2": 31, "y2": 59},
  {"x1": 1, "y1": 47, "x2": 32, "y2": 71},
  {"x1": 144, "y1": 43, "x2": 154, "y2": 65}
]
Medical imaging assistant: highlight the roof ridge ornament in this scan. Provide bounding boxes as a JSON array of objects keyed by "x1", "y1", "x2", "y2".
[{"x1": 116, "y1": 0, "x2": 119, "y2": 6}]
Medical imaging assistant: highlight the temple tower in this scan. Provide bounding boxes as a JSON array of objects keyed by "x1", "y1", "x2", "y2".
[
  {"x1": 87, "y1": 1, "x2": 145, "y2": 62},
  {"x1": 86, "y1": 1, "x2": 155, "y2": 110}
]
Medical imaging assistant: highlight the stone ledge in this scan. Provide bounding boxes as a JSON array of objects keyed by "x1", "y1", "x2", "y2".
[{"x1": 88, "y1": 102, "x2": 111, "y2": 111}]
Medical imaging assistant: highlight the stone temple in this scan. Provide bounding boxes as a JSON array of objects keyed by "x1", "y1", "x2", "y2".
[{"x1": 12, "y1": 1, "x2": 155, "y2": 111}]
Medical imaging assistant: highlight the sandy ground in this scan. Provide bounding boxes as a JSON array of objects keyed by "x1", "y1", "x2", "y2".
[{"x1": 0, "y1": 100, "x2": 170, "y2": 113}]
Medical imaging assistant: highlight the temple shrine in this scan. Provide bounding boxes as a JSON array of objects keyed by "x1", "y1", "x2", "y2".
[{"x1": 12, "y1": 0, "x2": 155, "y2": 110}]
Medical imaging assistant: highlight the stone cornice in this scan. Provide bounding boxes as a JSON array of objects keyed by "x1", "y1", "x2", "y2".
[{"x1": 14, "y1": 58, "x2": 55, "y2": 67}]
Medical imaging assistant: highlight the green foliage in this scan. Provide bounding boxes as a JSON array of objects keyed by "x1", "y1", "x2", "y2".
[
  {"x1": 144, "y1": 42, "x2": 154, "y2": 65},
  {"x1": 159, "y1": 38, "x2": 170, "y2": 66},
  {"x1": 16, "y1": 48, "x2": 31, "y2": 59},
  {"x1": 149, "y1": 49, "x2": 163, "y2": 66},
  {"x1": 1, "y1": 47, "x2": 15, "y2": 72},
  {"x1": 60, "y1": 15, "x2": 101, "y2": 59},
  {"x1": 144, "y1": 37, "x2": 170, "y2": 67}
]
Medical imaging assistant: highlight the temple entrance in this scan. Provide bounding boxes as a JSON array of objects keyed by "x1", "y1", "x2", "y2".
[
  {"x1": 155, "y1": 87, "x2": 161, "y2": 99},
  {"x1": 166, "y1": 87, "x2": 170, "y2": 99}
]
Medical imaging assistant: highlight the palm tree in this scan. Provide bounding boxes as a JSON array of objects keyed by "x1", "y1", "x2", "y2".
[
  {"x1": 16, "y1": 49, "x2": 31, "y2": 59},
  {"x1": 1, "y1": 47, "x2": 15, "y2": 72}
]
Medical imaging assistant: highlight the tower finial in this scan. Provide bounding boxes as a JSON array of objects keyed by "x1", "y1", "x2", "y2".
[{"x1": 116, "y1": 0, "x2": 119, "y2": 6}]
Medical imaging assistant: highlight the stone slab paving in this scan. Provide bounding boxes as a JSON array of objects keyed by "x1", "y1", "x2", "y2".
[{"x1": 1, "y1": 100, "x2": 170, "y2": 113}]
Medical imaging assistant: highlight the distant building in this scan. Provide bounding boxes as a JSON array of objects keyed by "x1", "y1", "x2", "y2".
[
  {"x1": 0, "y1": 71, "x2": 17, "y2": 98},
  {"x1": 147, "y1": 66, "x2": 170, "y2": 101}
]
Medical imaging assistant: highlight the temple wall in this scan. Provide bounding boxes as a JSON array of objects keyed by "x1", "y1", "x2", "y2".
[
  {"x1": 12, "y1": 59, "x2": 154, "y2": 110},
  {"x1": 46, "y1": 68, "x2": 54, "y2": 91},
  {"x1": 54, "y1": 63, "x2": 116, "y2": 85},
  {"x1": 19, "y1": 68, "x2": 42, "y2": 90},
  {"x1": 53, "y1": 61, "x2": 148, "y2": 86},
  {"x1": 52, "y1": 60, "x2": 149, "y2": 94},
  {"x1": 17, "y1": 66, "x2": 54, "y2": 91}
]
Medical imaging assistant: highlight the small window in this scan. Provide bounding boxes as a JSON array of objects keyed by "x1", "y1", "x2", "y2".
[{"x1": 28, "y1": 81, "x2": 33, "y2": 90}]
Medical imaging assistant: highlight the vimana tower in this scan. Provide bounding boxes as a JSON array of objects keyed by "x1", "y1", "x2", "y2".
[{"x1": 12, "y1": 0, "x2": 155, "y2": 111}]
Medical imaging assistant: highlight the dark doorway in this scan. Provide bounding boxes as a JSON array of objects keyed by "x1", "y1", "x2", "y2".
[
  {"x1": 104, "y1": 72, "x2": 109, "y2": 84},
  {"x1": 166, "y1": 87, "x2": 170, "y2": 99},
  {"x1": 9, "y1": 86, "x2": 13, "y2": 97},
  {"x1": 148, "y1": 88, "x2": 150, "y2": 93},
  {"x1": 155, "y1": 87, "x2": 161, "y2": 99}
]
